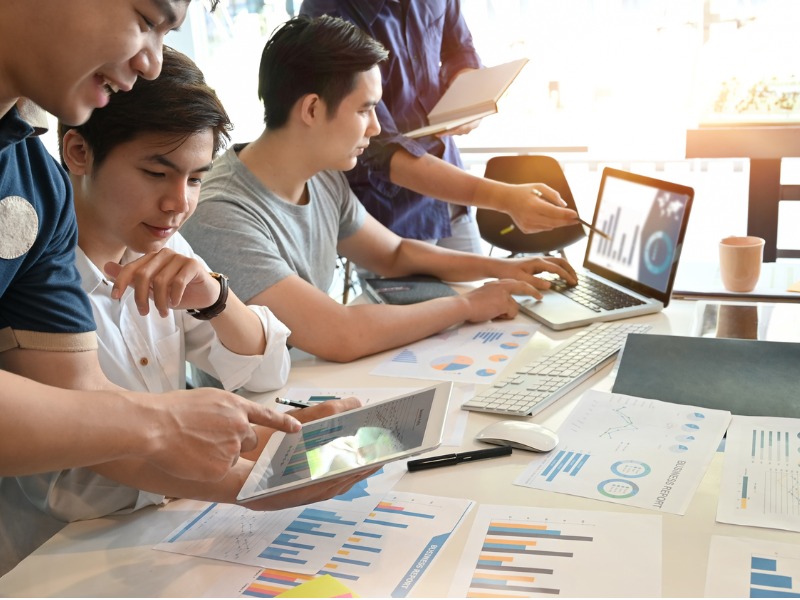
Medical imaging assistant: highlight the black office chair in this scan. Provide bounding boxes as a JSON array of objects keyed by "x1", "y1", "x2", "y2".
[{"x1": 476, "y1": 155, "x2": 586, "y2": 257}]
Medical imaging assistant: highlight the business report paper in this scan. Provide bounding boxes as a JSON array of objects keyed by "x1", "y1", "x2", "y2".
[
  {"x1": 206, "y1": 491, "x2": 474, "y2": 598},
  {"x1": 449, "y1": 505, "x2": 662, "y2": 598},
  {"x1": 717, "y1": 415, "x2": 800, "y2": 532},
  {"x1": 155, "y1": 463, "x2": 406, "y2": 573},
  {"x1": 514, "y1": 390, "x2": 731, "y2": 514}
]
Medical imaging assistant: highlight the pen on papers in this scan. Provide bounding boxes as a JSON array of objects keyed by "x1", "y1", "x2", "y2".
[
  {"x1": 578, "y1": 218, "x2": 611, "y2": 241},
  {"x1": 275, "y1": 397, "x2": 313, "y2": 409},
  {"x1": 499, "y1": 224, "x2": 516, "y2": 235},
  {"x1": 406, "y1": 445, "x2": 512, "y2": 472}
]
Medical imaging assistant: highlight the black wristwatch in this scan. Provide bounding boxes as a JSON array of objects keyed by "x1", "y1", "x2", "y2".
[{"x1": 187, "y1": 272, "x2": 229, "y2": 320}]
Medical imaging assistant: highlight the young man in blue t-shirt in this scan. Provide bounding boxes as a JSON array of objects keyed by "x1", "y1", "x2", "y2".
[{"x1": 0, "y1": 2, "x2": 311, "y2": 481}]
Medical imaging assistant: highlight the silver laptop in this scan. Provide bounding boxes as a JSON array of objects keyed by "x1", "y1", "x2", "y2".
[{"x1": 518, "y1": 167, "x2": 694, "y2": 330}]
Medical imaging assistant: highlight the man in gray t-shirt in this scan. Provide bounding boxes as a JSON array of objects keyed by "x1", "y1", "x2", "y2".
[{"x1": 183, "y1": 15, "x2": 576, "y2": 363}]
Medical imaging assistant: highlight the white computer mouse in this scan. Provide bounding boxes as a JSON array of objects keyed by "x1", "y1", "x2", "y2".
[{"x1": 475, "y1": 420, "x2": 559, "y2": 453}]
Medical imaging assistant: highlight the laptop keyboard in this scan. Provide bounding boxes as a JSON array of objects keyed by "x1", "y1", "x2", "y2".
[
  {"x1": 461, "y1": 321, "x2": 651, "y2": 416},
  {"x1": 546, "y1": 273, "x2": 646, "y2": 312}
]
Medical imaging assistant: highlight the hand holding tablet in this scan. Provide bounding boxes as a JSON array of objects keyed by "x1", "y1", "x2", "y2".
[{"x1": 237, "y1": 382, "x2": 452, "y2": 503}]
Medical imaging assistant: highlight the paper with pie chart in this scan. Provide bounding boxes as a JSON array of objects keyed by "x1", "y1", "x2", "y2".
[
  {"x1": 370, "y1": 322, "x2": 537, "y2": 384},
  {"x1": 515, "y1": 389, "x2": 731, "y2": 514}
]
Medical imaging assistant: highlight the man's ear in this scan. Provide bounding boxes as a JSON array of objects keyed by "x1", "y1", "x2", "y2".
[
  {"x1": 298, "y1": 93, "x2": 323, "y2": 126},
  {"x1": 61, "y1": 129, "x2": 93, "y2": 176}
]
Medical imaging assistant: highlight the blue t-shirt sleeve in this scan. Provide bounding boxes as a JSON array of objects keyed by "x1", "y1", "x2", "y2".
[{"x1": 0, "y1": 134, "x2": 95, "y2": 337}]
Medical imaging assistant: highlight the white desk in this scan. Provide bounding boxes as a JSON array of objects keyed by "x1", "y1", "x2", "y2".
[{"x1": 2, "y1": 300, "x2": 799, "y2": 597}]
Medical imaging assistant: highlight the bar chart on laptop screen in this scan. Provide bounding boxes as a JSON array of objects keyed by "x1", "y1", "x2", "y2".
[{"x1": 588, "y1": 177, "x2": 689, "y2": 292}]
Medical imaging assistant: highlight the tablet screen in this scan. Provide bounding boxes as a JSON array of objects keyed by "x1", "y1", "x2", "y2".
[{"x1": 237, "y1": 382, "x2": 451, "y2": 502}]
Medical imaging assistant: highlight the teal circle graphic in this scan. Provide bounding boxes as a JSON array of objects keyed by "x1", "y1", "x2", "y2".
[
  {"x1": 597, "y1": 478, "x2": 640, "y2": 499},
  {"x1": 610, "y1": 460, "x2": 651, "y2": 478},
  {"x1": 643, "y1": 230, "x2": 673, "y2": 275}
]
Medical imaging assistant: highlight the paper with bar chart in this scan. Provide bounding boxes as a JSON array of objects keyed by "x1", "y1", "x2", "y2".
[
  {"x1": 155, "y1": 464, "x2": 406, "y2": 572},
  {"x1": 206, "y1": 492, "x2": 473, "y2": 598},
  {"x1": 514, "y1": 390, "x2": 731, "y2": 514},
  {"x1": 705, "y1": 535, "x2": 800, "y2": 597},
  {"x1": 370, "y1": 322, "x2": 536, "y2": 384},
  {"x1": 449, "y1": 505, "x2": 661, "y2": 598},
  {"x1": 717, "y1": 415, "x2": 800, "y2": 532}
]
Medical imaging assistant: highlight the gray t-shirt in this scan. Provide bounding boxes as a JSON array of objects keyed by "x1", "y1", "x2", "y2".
[{"x1": 182, "y1": 144, "x2": 365, "y2": 302}]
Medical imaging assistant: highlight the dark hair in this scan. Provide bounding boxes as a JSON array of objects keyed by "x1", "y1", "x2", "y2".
[
  {"x1": 59, "y1": 46, "x2": 231, "y2": 169},
  {"x1": 258, "y1": 15, "x2": 388, "y2": 130}
]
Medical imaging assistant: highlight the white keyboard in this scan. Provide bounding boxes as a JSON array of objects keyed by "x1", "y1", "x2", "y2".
[{"x1": 461, "y1": 322, "x2": 651, "y2": 416}]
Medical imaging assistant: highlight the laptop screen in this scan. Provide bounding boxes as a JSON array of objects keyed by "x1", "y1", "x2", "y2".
[{"x1": 584, "y1": 167, "x2": 694, "y2": 302}]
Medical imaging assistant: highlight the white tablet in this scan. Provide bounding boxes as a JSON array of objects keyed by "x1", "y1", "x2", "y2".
[{"x1": 236, "y1": 382, "x2": 452, "y2": 503}]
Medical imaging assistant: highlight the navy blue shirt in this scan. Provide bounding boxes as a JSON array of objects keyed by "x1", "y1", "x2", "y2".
[
  {"x1": 0, "y1": 107, "x2": 95, "y2": 350},
  {"x1": 300, "y1": 0, "x2": 482, "y2": 239}
]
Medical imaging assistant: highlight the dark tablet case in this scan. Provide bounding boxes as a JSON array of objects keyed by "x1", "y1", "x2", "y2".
[
  {"x1": 612, "y1": 333, "x2": 800, "y2": 418},
  {"x1": 364, "y1": 276, "x2": 457, "y2": 305}
]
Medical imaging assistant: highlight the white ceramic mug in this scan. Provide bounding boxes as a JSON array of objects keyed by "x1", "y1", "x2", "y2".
[{"x1": 719, "y1": 236, "x2": 765, "y2": 293}]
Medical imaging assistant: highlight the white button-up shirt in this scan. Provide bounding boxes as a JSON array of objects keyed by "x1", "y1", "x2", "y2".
[{"x1": 0, "y1": 234, "x2": 291, "y2": 574}]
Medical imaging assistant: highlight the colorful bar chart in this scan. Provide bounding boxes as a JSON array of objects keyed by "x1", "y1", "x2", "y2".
[
  {"x1": 452, "y1": 506, "x2": 662, "y2": 598},
  {"x1": 258, "y1": 508, "x2": 359, "y2": 567},
  {"x1": 236, "y1": 493, "x2": 473, "y2": 598}
]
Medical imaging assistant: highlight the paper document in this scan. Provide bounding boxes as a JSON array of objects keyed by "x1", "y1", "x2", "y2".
[
  {"x1": 207, "y1": 492, "x2": 473, "y2": 598},
  {"x1": 404, "y1": 58, "x2": 528, "y2": 139},
  {"x1": 705, "y1": 535, "x2": 800, "y2": 597},
  {"x1": 156, "y1": 464, "x2": 406, "y2": 573},
  {"x1": 717, "y1": 415, "x2": 800, "y2": 532},
  {"x1": 449, "y1": 505, "x2": 662, "y2": 598},
  {"x1": 370, "y1": 321, "x2": 537, "y2": 384},
  {"x1": 514, "y1": 390, "x2": 731, "y2": 514}
]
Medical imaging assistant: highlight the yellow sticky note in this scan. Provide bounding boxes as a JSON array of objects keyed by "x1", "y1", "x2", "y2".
[
  {"x1": 275, "y1": 574, "x2": 358, "y2": 598},
  {"x1": 788, "y1": 280, "x2": 800, "y2": 293}
]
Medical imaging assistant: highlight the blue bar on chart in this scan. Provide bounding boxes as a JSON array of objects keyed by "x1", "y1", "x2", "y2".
[
  {"x1": 474, "y1": 330, "x2": 503, "y2": 344},
  {"x1": 363, "y1": 500, "x2": 435, "y2": 528},
  {"x1": 750, "y1": 554, "x2": 800, "y2": 598},
  {"x1": 751, "y1": 429, "x2": 793, "y2": 463},
  {"x1": 741, "y1": 472, "x2": 749, "y2": 509},
  {"x1": 540, "y1": 450, "x2": 591, "y2": 482}
]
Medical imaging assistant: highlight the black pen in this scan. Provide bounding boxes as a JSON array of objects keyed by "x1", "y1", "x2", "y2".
[
  {"x1": 275, "y1": 397, "x2": 313, "y2": 409},
  {"x1": 407, "y1": 445, "x2": 512, "y2": 472},
  {"x1": 578, "y1": 218, "x2": 612, "y2": 240}
]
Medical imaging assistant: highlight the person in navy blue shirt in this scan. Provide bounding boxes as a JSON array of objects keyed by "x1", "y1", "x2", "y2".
[
  {"x1": 300, "y1": 0, "x2": 579, "y2": 253},
  {"x1": 0, "y1": 1, "x2": 309, "y2": 483}
]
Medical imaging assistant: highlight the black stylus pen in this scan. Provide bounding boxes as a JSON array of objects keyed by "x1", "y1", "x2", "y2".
[{"x1": 407, "y1": 445, "x2": 512, "y2": 472}]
